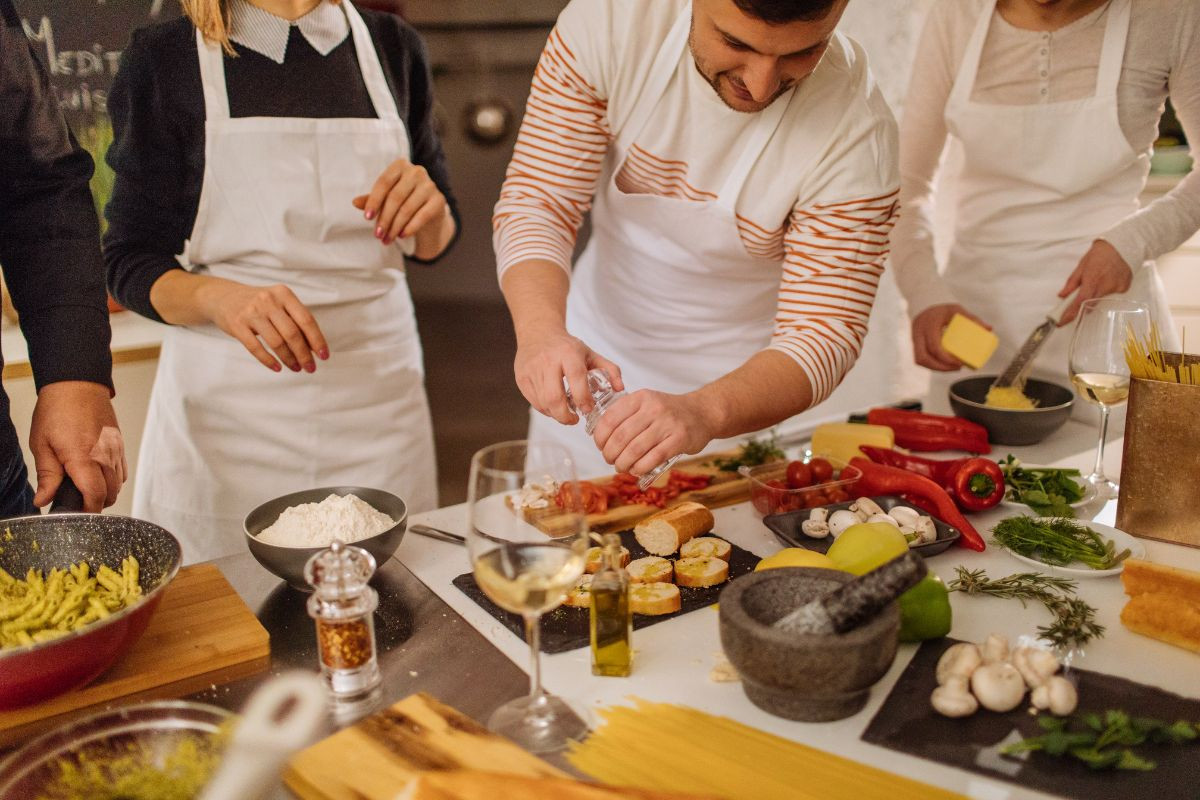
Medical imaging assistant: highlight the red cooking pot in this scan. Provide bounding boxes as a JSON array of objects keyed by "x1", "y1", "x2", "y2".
[{"x1": 0, "y1": 483, "x2": 182, "y2": 709}]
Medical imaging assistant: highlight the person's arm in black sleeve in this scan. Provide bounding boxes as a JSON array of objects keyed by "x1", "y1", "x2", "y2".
[
  {"x1": 0, "y1": 0, "x2": 112, "y2": 391},
  {"x1": 399, "y1": 24, "x2": 460, "y2": 265},
  {"x1": 103, "y1": 27, "x2": 198, "y2": 323}
]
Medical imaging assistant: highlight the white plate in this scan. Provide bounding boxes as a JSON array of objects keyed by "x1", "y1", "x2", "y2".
[
  {"x1": 997, "y1": 520, "x2": 1145, "y2": 578},
  {"x1": 999, "y1": 468, "x2": 1095, "y2": 512}
]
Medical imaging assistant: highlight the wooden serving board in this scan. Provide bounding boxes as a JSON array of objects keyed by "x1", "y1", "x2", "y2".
[
  {"x1": 526, "y1": 450, "x2": 752, "y2": 536},
  {"x1": 0, "y1": 564, "x2": 270, "y2": 747},
  {"x1": 285, "y1": 692, "x2": 566, "y2": 800}
]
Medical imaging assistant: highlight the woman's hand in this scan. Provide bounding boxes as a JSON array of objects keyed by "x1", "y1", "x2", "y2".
[
  {"x1": 911, "y1": 303, "x2": 990, "y2": 371},
  {"x1": 198, "y1": 279, "x2": 329, "y2": 373},
  {"x1": 1056, "y1": 240, "x2": 1133, "y2": 326},
  {"x1": 353, "y1": 159, "x2": 452, "y2": 257}
]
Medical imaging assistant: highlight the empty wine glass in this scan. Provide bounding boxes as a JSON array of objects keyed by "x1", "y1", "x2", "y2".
[
  {"x1": 1067, "y1": 299, "x2": 1149, "y2": 500},
  {"x1": 467, "y1": 440, "x2": 589, "y2": 753}
]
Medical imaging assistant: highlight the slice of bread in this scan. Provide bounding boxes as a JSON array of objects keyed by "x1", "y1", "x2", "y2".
[
  {"x1": 1121, "y1": 558, "x2": 1200, "y2": 603},
  {"x1": 1120, "y1": 558, "x2": 1200, "y2": 654},
  {"x1": 633, "y1": 501, "x2": 714, "y2": 556},
  {"x1": 674, "y1": 556, "x2": 729, "y2": 588},
  {"x1": 630, "y1": 582, "x2": 681, "y2": 616},
  {"x1": 626, "y1": 556, "x2": 674, "y2": 584},
  {"x1": 679, "y1": 536, "x2": 732, "y2": 562},
  {"x1": 585, "y1": 545, "x2": 631, "y2": 574},
  {"x1": 564, "y1": 575, "x2": 593, "y2": 608}
]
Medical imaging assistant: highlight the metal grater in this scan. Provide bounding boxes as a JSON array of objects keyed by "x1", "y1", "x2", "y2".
[{"x1": 990, "y1": 291, "x2": 1079, "y2": 391}]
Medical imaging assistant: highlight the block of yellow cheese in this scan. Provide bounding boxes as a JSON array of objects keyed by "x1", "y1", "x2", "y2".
[
  {"x1": 941, "y1": 313, "x2": 998, "y2": 369},
  {"x1": 810, "y1": 423, "x2": 895, "y2": 465}
]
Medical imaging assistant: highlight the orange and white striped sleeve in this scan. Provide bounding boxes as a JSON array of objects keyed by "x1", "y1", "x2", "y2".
[
  {"x1": 492, "y1": 26, "x2": 612, "y2": 279},
  {"x1": 769, "y1": 188, "x2": 900, "y2": 404}
]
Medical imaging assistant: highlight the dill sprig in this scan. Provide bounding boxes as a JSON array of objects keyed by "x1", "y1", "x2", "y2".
[
  {"x1": 948, "y1": 567, "x2": 1105, "y2": 649},
  {"x1": 992, "y1": 517, "x2": 1131, "y2": 571}
]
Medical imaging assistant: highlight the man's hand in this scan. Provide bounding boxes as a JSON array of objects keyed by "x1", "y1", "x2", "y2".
[
  {"x1": 514, "y1": 328, "x2": 624, "y2": 426},
  {"x1": 911, "y1": 303, "x2": 990, "y2": 371},
  {"x1": 591, "y1": 390, "x2": 716, "y2": 476},
  {"x1": 1056, "y1": 240, "x2": 1134, "y2": 326},
  {"x1": 30, "y1": 381, "x2": 126, "y2": 511}
]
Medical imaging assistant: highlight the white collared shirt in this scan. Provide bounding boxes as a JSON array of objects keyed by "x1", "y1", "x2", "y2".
[{"x1": 228, "y1": 0, "x2": 349, "y2": 64}]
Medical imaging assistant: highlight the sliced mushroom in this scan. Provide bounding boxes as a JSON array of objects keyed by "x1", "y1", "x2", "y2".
[
  {"x1": 936, "y1": 642, "x2": 982, "y2": 685},
  {"x1": 828, "y1": 510, "x2": 861, "y2": 537},
  {"x1": 866, "y1": 513, "x2": 900, "y2": 528},
  {"x1": 800, "y1": 519, "x2": 830, "y2": 539},
  {"x1": 1012, "y1": 647, "x2": 1060, "y2": 689},
  {"x1": 970, "y1": 662, "x2": 1026, "y2": 713},
  {"x1": 850, "y1": 497, "x2": 885, "y2": 519},
  {"x1": 888, "y1": 506, "x2": 922, "y2": 528},
  {"x1": 808, "y1": 507, "x2": 830, "y2": 524},
  {"x1": 912, "y1": 517, "x2": 937, "y2": 544},
  {"x1": 931, "y1": 677, "x2": 978, "y2": 718},
  {"x1": 981, "y1": 633, "x2": 1010, "y2": 664}
]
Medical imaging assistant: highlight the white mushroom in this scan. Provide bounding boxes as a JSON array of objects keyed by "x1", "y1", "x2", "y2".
[
  {"x1": 827, "y1": 510, "x2": 861, "y2": 537},
  {"x1": 808, "y1": 507, "x2": 830, "y2": 524},
  {"x1": 912, "y1": 517, "x2": 937, "y2": 544},
  {"x1": 1032, "y1": 675, "x2": 1078, "y2": 716},
  {"x1": 899, "y1": 525, "x2": 918, "y2": 542},
  {"x1": 800, "y1": 519, "x2": 831, "y2": 539},
  {"x1": 981, "y1": 633, "x2": 1010, "y2": 664},
  {"x1": 866, "y1": 513, "x2": 901, "y2": 528},
  {"x1": 936, "y1": 642, "x2": 982, "y2": 685},
  {"x1": 970, "y1": 662, "x2": 1027, "y2": 713},
  {"x1": 1011, "y1": 647, "x2": 1060, "y2": 689},
  {"x1": 888, "y1": 506, "x2": 922, "y2": 528},
  {"x1": 850, "y1": 497, "x2": 885, "y2": 519},
  {"x1": 931, "y1": 677, "x2": 978, "y2": 718}
]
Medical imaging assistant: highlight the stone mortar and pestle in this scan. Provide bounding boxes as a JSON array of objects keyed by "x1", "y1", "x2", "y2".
[{"x1": 719, "y1": 551, "x2": 926, "y2": 722}]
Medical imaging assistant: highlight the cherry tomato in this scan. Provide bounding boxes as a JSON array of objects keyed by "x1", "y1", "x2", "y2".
[
  {"x1": 785, "y1": 460, "x2": 813, "y2": 490},
  {"x1": 826, "y1": 488, "x2": 851, "y2": 504},
  {"x1": 809, "y1": 458, "x2": 834, "y2": 483}
]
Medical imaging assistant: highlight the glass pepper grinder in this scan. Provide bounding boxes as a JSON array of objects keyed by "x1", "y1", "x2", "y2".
[
  {"x1": 304, "y1": 541, "x2": 381, "y2": 699},
  {"x1": 565, "y1": 369, "x2": 680, "y2": 490}
]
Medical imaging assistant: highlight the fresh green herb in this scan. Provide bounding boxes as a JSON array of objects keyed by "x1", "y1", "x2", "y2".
[
  {"x1": 1001, "y1": 709, "x2": 1200, "y2": 771},
  {"x1": 709, "y1": 433, "x2": 785, "y2": 472},
  {"x1": 993, "y1": 516, "x2": 1131, "y2": 571},
  {"x1": 998, "y1": 455, "x2": 1086, "y2": 517},
  {"x1": 948, "y1": 567, "x2": 1105, "y2": 649}
]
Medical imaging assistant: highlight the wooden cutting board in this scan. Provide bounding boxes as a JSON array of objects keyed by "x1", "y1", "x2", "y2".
[
  {"x1": 527, "y1": 450, "x2": 754, "y2": 536},
  {"x1": 285, "y1": 692, "x2": 566, "y2": 800},
  {"x1": 0, "y1": 563, "x2": 270, "y2": 747}
]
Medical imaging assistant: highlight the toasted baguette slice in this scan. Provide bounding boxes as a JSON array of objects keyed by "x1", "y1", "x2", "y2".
[
  {"x1": 626, "y1": 556, "x2": 674, "y2": 584},
  {"x1": 679, "y1": 536, "x2": 732, "y2": 562},
  {"x1": 564, "y1": 575, "x2": 593, "y2": 608},
  {"x1": 630, "y1": 582, "x2": 682, "y2": 616},
  {"x1": 674, "y1": 556, "x2": 729, "y2": 588},
  {"x1": 1121, "y1": 558, "x2": 1200, "y2": 604},
  {"x1": 585, "y1": 545, "x2": 631, "y2": 574},
  {"x1": 634, "y1": 501, "x2": 714, "y2": 556},
  {"x1": 1121, "y1": 593, "x2": 1200, "y2": 654}
]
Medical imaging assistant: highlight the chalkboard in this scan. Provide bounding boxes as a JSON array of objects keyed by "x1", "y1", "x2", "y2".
[{"x1": 15, "y1": 0, "x2": 179, "y2": 125}]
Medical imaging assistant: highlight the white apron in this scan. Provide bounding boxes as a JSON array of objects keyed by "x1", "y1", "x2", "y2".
[
  {"x1": 928, "y1": 0, "x2": 1172, "y2": 411},
  {"x1": 134, "y1": 1, "x2": 437, "y2": 564},
  {"x1": 528, "y1": 1, "x2": 794, "y2": 477}
]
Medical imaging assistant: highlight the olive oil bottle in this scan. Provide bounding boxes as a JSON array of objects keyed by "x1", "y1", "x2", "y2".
[{"x1": 589, "y1": 533, "x2": 632, "y2": 676}]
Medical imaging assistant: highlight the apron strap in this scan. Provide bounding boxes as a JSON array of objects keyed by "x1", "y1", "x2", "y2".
[
  {"x1": 948, "y1": 0, "x2": 995, "y2": 108},
  {"x1": 1094, "y1": 0, "x2": 1130, "y2": 100},
  {"x1": 342, "y1": 0, "x2": 401, "y2": 121},
  {"x1": 715, "y1": 83, "x2": 793, "y2": 210},
  {"x1": 196, "y1": 28, "x2": 231, "y2": 121},
  {"x1": 615, "y1": 1, "x2": 692, "y2": 153}
]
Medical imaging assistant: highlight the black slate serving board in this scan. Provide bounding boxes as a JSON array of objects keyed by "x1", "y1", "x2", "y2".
[
  {"x1": 862, "y1": 638, "x2": 1200, "y2": 800},
  {"x1": 763, "y1": 495, "x2": 961, "y2": 558},
  {"x1": 452, "y1": 529, "x2": 759, "y2": 654}
]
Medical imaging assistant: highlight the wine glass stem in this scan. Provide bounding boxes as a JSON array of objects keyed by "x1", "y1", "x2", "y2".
[
  {"x1": 1092, "y1": 405, "x2": 1110, "y2": 481},
  {"x1": 523, "y1": 613, "x2": 545, "y2": 701}
]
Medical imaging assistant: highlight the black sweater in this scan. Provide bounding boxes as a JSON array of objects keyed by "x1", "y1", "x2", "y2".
[
  {"x1": 0, "y1": 0, "x2": 113, "y2": 394},
  {"x1": 103, "y1": 10, "x2": 459, "y2": 323}
]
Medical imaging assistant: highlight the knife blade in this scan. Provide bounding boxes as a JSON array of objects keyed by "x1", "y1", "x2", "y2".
[{"x1": 991, "y1": 290, "x2": 1079, "y2": 390}]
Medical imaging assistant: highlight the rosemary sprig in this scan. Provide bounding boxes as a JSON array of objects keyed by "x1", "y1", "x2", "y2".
[{"x1": 948, "y1": 567, "x2": 1105, "y2": 649}]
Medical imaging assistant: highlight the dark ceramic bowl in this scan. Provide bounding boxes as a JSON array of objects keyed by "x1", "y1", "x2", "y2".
[
  {"x1": 719, "y1": 568, "x2": 899, "y2": 722},
  {"x1": 244, "y1": 486, "x2": 407, "y2": 590},
  {"x1": 949, "y1": 376, "x2": 1074, "y2": 446}
]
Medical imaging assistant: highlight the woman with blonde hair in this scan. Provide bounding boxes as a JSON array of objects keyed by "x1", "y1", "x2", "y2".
[{"x1": 105, "y1": 0, "x2": 459, "y2": 562}]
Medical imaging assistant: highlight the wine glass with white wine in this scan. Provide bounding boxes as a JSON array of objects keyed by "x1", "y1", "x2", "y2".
[
  {"x1": 467, "y1": 440, "x2": 589, "y2": 753},
  {"x1": 1068, "y1": 298, "x2": 1150, "y2": 500}
]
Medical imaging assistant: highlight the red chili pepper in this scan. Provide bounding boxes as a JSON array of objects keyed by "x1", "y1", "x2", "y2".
[
  {"x1": 948, "y1": 457, "x2": 1005, "y2": 512},
  {"x1": 866, "y1": 408, "x2": 991, "y2": 454},
  {"x1": 858, "y1": 446, "x2": 969, "y2": 485},
  {"x1": 849, "y1": 457, "x2": 986, "y2": 551}
]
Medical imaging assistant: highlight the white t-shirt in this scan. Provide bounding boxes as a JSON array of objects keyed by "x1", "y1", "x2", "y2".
[{"x1": 492, "y1": 0, "x2": 899, "y2": 403}]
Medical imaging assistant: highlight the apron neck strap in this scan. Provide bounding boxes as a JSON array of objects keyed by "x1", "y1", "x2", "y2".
[
  {"x1": 948, "y1": 0, "x2": 996, "y2": 107},
  {"x1": 193, "y1": 0, "x2": 401, "y2": 122},
  {"x1": 715, "y1": 84, "x2": 792, "y2": 209},
  {"x1": 1094, "y1": 0, "x2": 1130, "y2": 99}
]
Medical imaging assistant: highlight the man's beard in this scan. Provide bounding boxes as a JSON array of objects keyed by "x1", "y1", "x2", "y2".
[{"x1": 688, "y1": 30, "x2": 791, "y2": 113}]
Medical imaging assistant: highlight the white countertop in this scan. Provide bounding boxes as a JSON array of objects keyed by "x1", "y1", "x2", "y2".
[{"x1": 397, "y1": 417, "x2": 1200, "y2": 800}]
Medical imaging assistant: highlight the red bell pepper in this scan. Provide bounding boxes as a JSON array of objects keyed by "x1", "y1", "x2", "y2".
[
  {"x1": 859, "y1": 447, "x2": 1004, "y2": 513},
  {"x1": 866, "y1": 408, "x2": 991, "y2": 454},
  {"x1": 849, "y1": 457, "x2": 987, "y2": 551}
]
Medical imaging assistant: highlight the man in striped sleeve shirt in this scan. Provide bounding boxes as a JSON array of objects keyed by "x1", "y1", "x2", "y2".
[{"x1": 494, "y1": 0, "x2": 898, "y2": 478}]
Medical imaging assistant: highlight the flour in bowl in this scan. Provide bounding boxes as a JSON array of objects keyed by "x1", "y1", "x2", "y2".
[{"x1": 257, "y1": 493, "x2": 396, "y2": 547}]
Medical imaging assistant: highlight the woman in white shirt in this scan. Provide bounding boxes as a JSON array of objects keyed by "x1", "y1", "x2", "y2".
[{"x1": 892, "y1": 0, "x2": 1198, "y2": 389}]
